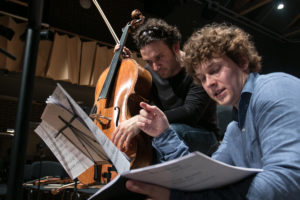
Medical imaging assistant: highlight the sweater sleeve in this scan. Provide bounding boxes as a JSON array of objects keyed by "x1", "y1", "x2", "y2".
[
  {"x1": 165, "y1": 83, "x2": 213, "y2": 124},
  {"x1": 152, "y1": 128, "x2": 190, "y2": 162}
]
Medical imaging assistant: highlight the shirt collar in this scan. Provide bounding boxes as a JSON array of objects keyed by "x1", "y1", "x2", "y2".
[{"x1": 233, "y1": 73, "x2": 258, "y2": 129}]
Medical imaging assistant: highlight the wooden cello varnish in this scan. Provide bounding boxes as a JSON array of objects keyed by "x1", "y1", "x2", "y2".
[{"x1": 79, "y1": 10, "x2": 153, "y2": 185}]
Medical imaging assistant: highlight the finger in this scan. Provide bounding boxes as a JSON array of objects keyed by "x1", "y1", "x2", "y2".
[
  {"x1": 122, "y1": 51, "x2": 130, "y2": 58},
  {"x1": 126, "y1": 180, "x2": 170, "y2": 200},
  {"x1": 126, "y1": 180, "x2": 152, "y2": 196},
  {"x1": 114, "y1": 44, "x2": 121, "y2": 53},
  {"x1": 111, "y1": 128, "x2": 117, "y2": 143},
  {"x1": 124, "y1": 47, "x2": 132, "y2": 55},
  {"x1": 118, "y1": 132, "x2": 128, "y2": 151},
  {"x1": 140, "y1": 102, "x2": 154, "y2": 111},
  {"x1": 136, "y1": 121, "x2": 146, "y2": 130},
  {"x1": 112, "y1": 128, "x2": 122, "y2": 147},
  {"x1": 139, "y1": 109, "x2": 154, "y2": 119},
  {"x1": 123, "y1": 47, "x2": 129, "y2": 53},
  {"x1": 138, "y1": 114, "x2": 153, "y2": 126},
  {"x1": 111, "y1": 128, "x2": 117, "y2": 144},
  {"x1": 140, "y1": 102, "x2": 161, "y2": 117},
  {"x1": 125, "y1": 133, "x2": 135, "y2": 151},
  {"x1": 121, "y1": 46, "x2": 131, "y2": 58},
  {"x1": 136, "y1": 121, "x2": 154, "y2": 136}
]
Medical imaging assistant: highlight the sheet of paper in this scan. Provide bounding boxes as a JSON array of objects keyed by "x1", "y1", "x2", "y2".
[
  {"x1": 123, "y1": 151, "x2": 262, "y2": 191},
  {"x1": 35, "y1": 121, "x2": 93, "y2": 180},
  {"x1": 41, "y1": 103, "x2": 108, "y2": 163},
  {"x1": 56, "y1": 84, "x2": 130, "y2": 173},
  {"x1": 35, "y1": 84, "x2": 130, "y2": 178},
  {"x1": 89, "y1": 152, "x2": 262, "y2": 200}
]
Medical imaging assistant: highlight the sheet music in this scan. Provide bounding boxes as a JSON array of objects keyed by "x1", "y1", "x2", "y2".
[
  {"x1": 122, "y1": 151, "x2": 262, "y2": 191},
  {"x1": 41, "y1": 103, "x2": 108, "y2": 163},
  {"x1": 56, "y1": 84, "x2": 130, "y2": 173},
  {"x1": 35, "y1": 121, "x2": 94, "y2": 180},
  {"x1": 89, "y1": 152, "x2": 263, "y2": 199},
  {"x1": 35, "y1": 84, "x2": 130, "y2": 180}
]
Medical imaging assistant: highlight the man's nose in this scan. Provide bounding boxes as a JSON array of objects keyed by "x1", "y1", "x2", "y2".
[
  {"x1": 152, "y1": 62, "x2": 160, "y2": 71},
  {"x1": 206, "y1": 75, "x2": 216, "y2": 87}
]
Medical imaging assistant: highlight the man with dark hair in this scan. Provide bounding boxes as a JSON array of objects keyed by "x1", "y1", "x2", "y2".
[
  {"x1": 112, "y1": 18, "x2": 218, "y2": 162},
  {"x1": 125, "y1": 23, "x2": 300, "y2": 199}
]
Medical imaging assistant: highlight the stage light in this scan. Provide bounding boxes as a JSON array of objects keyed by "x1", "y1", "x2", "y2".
[
  {"x1": 79, "y1": 0, "x2": 91, "y2": 9},
  {"x1": 277, "y1": 3, "x2": 284, "y2": 10}
]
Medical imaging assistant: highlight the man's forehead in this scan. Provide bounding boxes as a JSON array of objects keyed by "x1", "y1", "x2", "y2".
[
  {"x1": 195, "y1": 58, "x2": 218, "y2": 72},
  {"x1": 194, "y1": 63, "x2": 206, "y2": 77}
]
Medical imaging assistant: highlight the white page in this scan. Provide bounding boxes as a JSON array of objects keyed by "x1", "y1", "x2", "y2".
[
  {"x1": 36, "y1": 84, "x2": 130, "y2": 175},
  {"x1": 89, "y1": 152, "x2": 262, "y2": 199},
  {"x1": 35, "y1": 121, "x2": 94, "y2": 179},
  {"x1": 55, "y1": 84, "x2": 131, "y2": 174},
  {"x1": 40, "y1": 103, "x2": 108, "y2": 162},
  {"x1": 122, "y1": 151, "x2": 262, "y2": 191}
]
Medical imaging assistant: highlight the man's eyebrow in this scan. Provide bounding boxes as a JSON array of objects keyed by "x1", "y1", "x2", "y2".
[
  {"x1": 155, "y1": 52, "x2": 163, "y2": 58},
  {"x1": 208, "y1": 61, "x2": 218, "y2": 67},
  {"x1": 200, "y1": 62, "x2": 214, "y2": 71},
  {"x1": 206, "y1": 61, "x2": 221, "y2": 70},
  {"x1": 195, "y1": 72, "x2": 202, "y2": 77}
]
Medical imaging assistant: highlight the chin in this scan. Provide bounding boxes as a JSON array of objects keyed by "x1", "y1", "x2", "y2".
[
  {"x1": 215, "y1": 98, "x2": 229, "y2": 106},
  {"x1": 159, "y1": 74, "x2": 168, "y2": 79},
  {"x1": 217, "y1": 101, "x2": 225, "y2": 106}
]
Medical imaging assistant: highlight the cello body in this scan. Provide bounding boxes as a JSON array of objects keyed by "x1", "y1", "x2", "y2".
[{"x1": 92, "y1": 58, "x2": 153, "y2": 183}]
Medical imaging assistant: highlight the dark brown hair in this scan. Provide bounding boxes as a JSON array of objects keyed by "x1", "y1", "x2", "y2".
[{"x1": 133, "y1": 18, "x2": 181, "y2": 50}]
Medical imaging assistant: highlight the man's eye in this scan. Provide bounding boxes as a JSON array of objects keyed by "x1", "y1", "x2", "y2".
[
  {"x1": 209, "y1": 70, "x2": 216, "y2": 75},
  {"x1": 209, "y1": 66, "x2": 220, "y2": 74},
  {"x1": 156, "y1": 55, "x2": 161, "y2": 61},
  {"x1": 200, "y1": 76, "x2": 206, "y2": 83}
]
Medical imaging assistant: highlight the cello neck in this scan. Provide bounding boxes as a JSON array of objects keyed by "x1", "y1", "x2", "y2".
[{"x1": 98, "y1": 23, "x2": 131, "y2": 100}]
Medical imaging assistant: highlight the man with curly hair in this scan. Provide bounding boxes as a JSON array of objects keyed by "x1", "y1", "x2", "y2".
[
  {"x1": 112, "y1": 18, "x2": 219, "y2": 162},
  {"x1": 125, "y1": 23, "x2": 300, "y2": 199}
]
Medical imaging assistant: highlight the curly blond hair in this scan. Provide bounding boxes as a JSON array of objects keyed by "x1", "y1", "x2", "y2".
[{"x1": 183, "y1": 23, "x2": 261, "y2": 83}]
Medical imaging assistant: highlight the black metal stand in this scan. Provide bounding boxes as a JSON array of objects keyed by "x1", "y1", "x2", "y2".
[
  {"x1": 71, "y1": 178, "x2": 80, "y2": 200},
  {"x1": 36, "y1": 141, "x2": 46, "y2": 200},
  {"x1": 55, "y1": 115, "x2": 102, "y2": 184},
  {"x1": 6, "y1": 0, "x2": 44, "y2": 200},
  {"x1": 102, "y1": 165, "x2": 117, "y2": 183}
]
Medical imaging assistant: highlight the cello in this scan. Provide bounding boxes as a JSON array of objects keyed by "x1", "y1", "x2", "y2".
[{"x1": 82, "y1": 9, "x2": 153, "y2": 185}]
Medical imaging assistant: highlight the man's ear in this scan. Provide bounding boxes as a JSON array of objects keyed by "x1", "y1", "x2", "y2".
[
  {"x1": 239, "y1": 56, "x2": 250, "y2": 73},
  {"x1": 172, "y1": 42, "x2": 180, "y2": 54}
]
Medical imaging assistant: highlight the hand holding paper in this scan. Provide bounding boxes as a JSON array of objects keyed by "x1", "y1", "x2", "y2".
[{"x1": 126, "y1": 180, "x2": 170, "y2": 200}]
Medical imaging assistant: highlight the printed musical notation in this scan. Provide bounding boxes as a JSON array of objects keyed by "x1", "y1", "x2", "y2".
[{"x1": 35, "y1": 84, "x2": 130, "y2": 180}]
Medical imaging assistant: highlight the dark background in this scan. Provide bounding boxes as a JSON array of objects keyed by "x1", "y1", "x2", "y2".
[
  {"x1": 0, "y1": 0, "x2": 299, "y2": 187},
  {"x1": 1, "y1": 0, "x2": 300, "y2": 74},
  {"x1": 0, "y1": 0, "x2": 299, "y2": 142}
]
